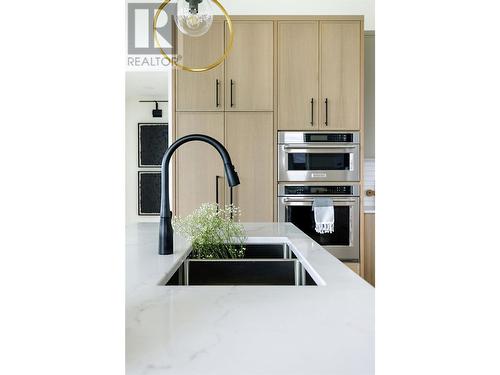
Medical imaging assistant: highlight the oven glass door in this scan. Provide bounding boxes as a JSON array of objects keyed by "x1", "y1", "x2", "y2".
[
  {"x1": 280, "y1": 197, "x2": 360, "y2": 260},
  {"x1": 287, "y1": 152, "x2": 350, "y2": 171},
  {"x1": 288, "y1": 205, "x2": 351, "y2": 246},
  {"x1": 278, "y1": 145, "x2": 359, "y2": 181}
]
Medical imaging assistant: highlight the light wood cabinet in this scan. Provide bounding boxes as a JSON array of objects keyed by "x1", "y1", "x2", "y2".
[
  {"x1": 225, "y1": 21, "x2": 274, "y2": 111},
  {"x1": 175, "y1": 112, "x2": 224, "y2": 217},
  {"x1": 225, "y1": 112, "x2": 274, "y2": 221},
  {"x1": 278, "y1": 20, "x2": 362, "y2": 131},
  {"x1": 176, "y1": 22, "x2": 225, "y2": 111},
  {"x1": 319, "y1": 21, "x2": 361, "y2": 130},
  {"x1": 343, "y1": 262, "x2": 360, "y2": 275},
  {"x1": 278, "y1": 21, "x2": 319, "y2": 130},
  {"x1": 176, "y1": 20, "x2": 274, "y2": 112},
  {"x1": 173, "y1": 16, "x2": 364, "y2": 225},
  {"x1": 364, "y1": 213, "x2": 375, "y2": 286}
]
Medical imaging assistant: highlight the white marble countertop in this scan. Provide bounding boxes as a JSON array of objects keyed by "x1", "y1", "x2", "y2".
[{"x1": 126, "y1": 223, "x2": 374, "y2": 375}]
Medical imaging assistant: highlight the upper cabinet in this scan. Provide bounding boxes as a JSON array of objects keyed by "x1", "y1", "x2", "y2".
[
  {"x1": 320, "y1": 21, "x2": 361, "y2": 130},
  {"x1": 176, "y1": 22, "x2": 225, "y2": 111},
  {"x1": 176, "y1": 20, "x2": 274, "y2": 112},
  {"x1": 278, "y1": 21, "x2": 319, "y2": 130},
  {"x1": 278, "y1": 20, "x2": 362, "y2": 130},
  {"x1": 225, "y1": 21, "x2": 274, "y2": 111}
]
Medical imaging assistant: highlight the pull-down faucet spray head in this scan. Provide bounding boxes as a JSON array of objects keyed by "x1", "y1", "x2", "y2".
[{"x1": 224, "y1": 162, "x2": 240, "y2": 187}]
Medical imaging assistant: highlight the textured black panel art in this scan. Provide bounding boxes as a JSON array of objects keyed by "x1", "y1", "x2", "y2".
[
  {"x1": 138, "y1": 171, "x2": 161, "y2": 215},
  {"x1": 138, "y1": 123, "x2": 168, "y2": 167}
]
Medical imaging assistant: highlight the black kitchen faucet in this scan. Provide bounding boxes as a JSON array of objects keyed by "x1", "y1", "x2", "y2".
[{"x1": 158, "y1": 134, "x2": 240, "y2": 255}]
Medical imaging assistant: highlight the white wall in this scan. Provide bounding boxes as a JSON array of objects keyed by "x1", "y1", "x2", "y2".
[
  {"x1": 126, "y1": 97, "x2": 169, "y2": 224},
  {"x1": 126, "y1": 0, "x2": 375, "y2": 30},
  {"x1": 212, "y1": 0, "x2": 375, "y2": 30}
]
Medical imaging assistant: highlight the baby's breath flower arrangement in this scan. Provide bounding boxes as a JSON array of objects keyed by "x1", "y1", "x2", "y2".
[{"x1": 172, "y1": 203, "x2": 246, "y2": 259}]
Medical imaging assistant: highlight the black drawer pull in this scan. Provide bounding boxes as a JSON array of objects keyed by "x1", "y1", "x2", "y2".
[
  {"x1": 324, "y1": 98, "x2": 328, "y2": 126},
  {"x1": 230, "y1": 79, "x2": 235, "y2": 107},
  {"x1": 310, "y1": 98, "x2": 314, "y2": 126},
  {"x1": 215, "y1": 79, "x2": 220, "y2": 107},
  {"x1": 215, "y1": 175, "x2": 221, "y2": 208}
]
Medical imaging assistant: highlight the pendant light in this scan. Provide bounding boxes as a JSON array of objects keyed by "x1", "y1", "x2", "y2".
[
  {"x1": 175, "y1": 0, "x2": 214, "y2": 37},
  {"x1": 154, "y1": 0, "x2": 234, "y2": 73}
]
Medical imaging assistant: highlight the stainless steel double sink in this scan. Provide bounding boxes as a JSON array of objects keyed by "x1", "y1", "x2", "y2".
[{"x1": 165, "y1": 243, "x2": 317, "y2": 286}]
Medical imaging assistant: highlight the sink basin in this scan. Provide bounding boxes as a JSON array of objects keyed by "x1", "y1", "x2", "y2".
[{"x1": 165, "y1": 243, "x2": 317, "y2": 286}]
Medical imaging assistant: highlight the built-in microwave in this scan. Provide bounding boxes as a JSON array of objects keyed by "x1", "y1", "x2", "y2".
[{"x1": 278, "y1": 131, "x2": 360, "y2": 182}]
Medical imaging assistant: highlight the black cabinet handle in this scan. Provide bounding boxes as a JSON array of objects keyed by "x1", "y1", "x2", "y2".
[
  {"x1": 215, "y1": 175, "x2": 221, "y2": 208},
  {"x1": 230, "y1": 79, "x2": 234, "y2": 107},
  {"x1": 215, "y1": 79, "x2": 220, "y2": 107},
  {"x1": 229, "y1": 187, "x2": 234, "y2": 219},
  {"x1": 324, "y1": 98, "x2": 328, "y2": 126},
  {"x1": 310, "y1": 98, "x2": 314, "y2": 126}
]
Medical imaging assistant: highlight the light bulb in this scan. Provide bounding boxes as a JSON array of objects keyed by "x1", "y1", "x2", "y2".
[
  {"x1": 174, "y1": 0, "x2": 214, "y2": 37},
  {"x1": 186, "y1": 14, "x2": 201, "y2": 28}
]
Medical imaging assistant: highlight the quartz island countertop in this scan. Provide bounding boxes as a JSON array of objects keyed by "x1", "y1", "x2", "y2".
[{"x1": 126, "y1": 223, "x2": 374, "y2": 375}]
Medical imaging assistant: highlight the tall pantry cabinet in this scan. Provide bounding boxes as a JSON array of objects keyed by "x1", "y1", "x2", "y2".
[{"x1": 173, "y1": 19, "x2": 275, "y2": 221}]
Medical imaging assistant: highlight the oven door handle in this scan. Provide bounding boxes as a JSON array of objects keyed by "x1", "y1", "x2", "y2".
[
  {"x1": 282, "y1": 197, "x2": 358, "y2": 204},
  {"x1": 283, "y1": 145, "x2": 357, "y2": 150}
]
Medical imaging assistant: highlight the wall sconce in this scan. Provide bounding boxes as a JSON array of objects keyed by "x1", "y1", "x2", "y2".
[{"x1": 139, "y1": 100, "x2": 168, "y2": 118}]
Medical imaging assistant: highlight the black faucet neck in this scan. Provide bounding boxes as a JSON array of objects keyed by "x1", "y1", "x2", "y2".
[{"x1": 158, "y1": 134, "x2": 240, "y2": 255}]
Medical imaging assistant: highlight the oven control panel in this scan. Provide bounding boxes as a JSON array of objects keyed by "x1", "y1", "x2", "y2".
[
  {"x1": 278, "y1": 131, "x2": 360, "y2": 145},
  {"x1": 304, "y1": 133, "x2": 353, "y2": 143}
]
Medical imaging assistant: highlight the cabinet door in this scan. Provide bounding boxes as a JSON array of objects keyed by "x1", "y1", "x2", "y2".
[
  {"x1": 319, "y1": 21, "x2": 361, "y2": 130},
  {"x1": 364, "y1": 213, "x2": 375, "y2": 286},
  {"x1": 225, "y1": 112, "x2": 274, "y2": 222},
  {"x1": 278, "y1": 21, "x2": 319, "y2": 130},
  {"x1": 175, "y1": 112, "x2": 224, "y2": 217},
  {"x1": 176, "y1": 22, "x2": 224, "y2": 111},
  {"x1": 343, "y1": 262, "x2": 360, "y2": 275},
  {"x1": 225, "y1": 21, "x2": 274, "y2": 111}
]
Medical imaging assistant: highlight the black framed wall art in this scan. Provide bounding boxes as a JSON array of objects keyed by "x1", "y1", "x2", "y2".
[
  {"x1": 138, "y1": 171, "x2": 161, "y2": 216},
  {"x1": 138, "y1": 123, "x2": 168, "y2": 167}
]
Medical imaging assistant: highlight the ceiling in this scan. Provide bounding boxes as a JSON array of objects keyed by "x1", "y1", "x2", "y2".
[{"x1": 126, "y1": 71, "x2": 170, "y2": 98}]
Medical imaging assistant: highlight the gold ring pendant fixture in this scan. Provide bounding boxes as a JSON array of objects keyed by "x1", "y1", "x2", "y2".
[{"x1": 153, "y1": 0, "x2": 234, "y2": 72}]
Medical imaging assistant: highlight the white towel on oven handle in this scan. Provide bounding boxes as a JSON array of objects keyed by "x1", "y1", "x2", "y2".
[{"x1": 312, "y1": 197, "x2": 335, "y2": 234}]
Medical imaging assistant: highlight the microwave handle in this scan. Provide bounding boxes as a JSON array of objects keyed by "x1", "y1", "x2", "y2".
[{"x1": 283, "y1": 145, "x2": 357, "y2": 150}]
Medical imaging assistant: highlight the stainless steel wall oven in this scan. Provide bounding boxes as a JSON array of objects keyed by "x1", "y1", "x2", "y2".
[{"x1": 278, "y1": 182, "x2": 360, "y2": 261}]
